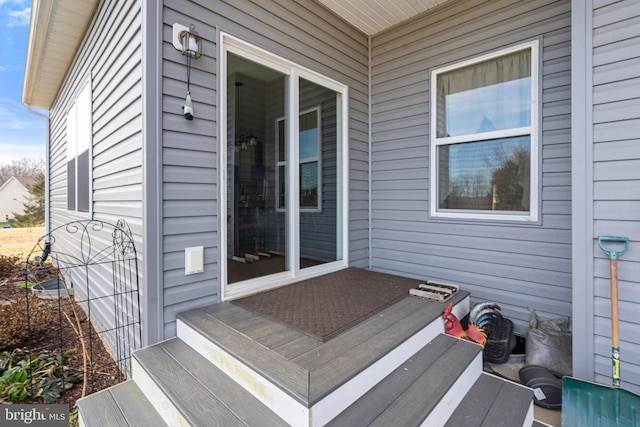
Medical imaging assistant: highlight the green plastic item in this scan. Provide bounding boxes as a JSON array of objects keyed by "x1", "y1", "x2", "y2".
[
  {"x1": 598, "y1": 235, "x2": 629, "y2": 260},
  {"x1": 562, "y1": 377, "x2": 640, "y2": 426}
]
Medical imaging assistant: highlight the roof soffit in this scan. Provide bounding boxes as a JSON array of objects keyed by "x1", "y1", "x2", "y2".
[
  {"x1": 315, "y1": 0, "x2": 451, "y2": 35},
  {"x1": 22, "y1": 0, "x2": 452, "y2": 109},
  {"x1": 22, "y1": 0, "x2": 100, "y2": 110}
]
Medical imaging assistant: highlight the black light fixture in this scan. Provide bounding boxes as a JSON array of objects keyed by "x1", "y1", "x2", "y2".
[{"x1": 234, "y1": 82, "x2": 258, "y2": 152}]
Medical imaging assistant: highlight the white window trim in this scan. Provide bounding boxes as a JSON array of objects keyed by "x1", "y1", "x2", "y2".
[
  {"x1": 66, "y1": 77, "x2": 93, "y2": 217},
  {"x1": 276, "y1": 106, "x2": 322, "y2": 213},
  {"x1": 219, "y1": 33, "x2": 349, "y2": 301},
  {"x1": 429, "y1": 40, "x2": 539, "y2": 222}
]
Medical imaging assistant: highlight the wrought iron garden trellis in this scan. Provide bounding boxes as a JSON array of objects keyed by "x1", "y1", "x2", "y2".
[{"x1": 22, "y1": 219, "x2": 141, "y2": 403}]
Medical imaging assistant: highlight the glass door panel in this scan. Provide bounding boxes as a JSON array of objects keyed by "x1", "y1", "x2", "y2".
[
  {"x1": 226, "y1": 53, "x2": 288, "y2": 284},
  {"x1": 298, "y1": 78, "x2": 340, "y2": 269}
]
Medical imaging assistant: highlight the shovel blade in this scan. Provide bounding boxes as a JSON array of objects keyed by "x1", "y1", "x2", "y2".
[{"x1": 562, "y1": 377, "x2": 640, "y2": 427}]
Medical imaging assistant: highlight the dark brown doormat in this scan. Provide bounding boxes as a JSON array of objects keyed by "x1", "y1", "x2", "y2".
[{"x1": 232, "y1": 267, "x2": 422, "y2": 341}]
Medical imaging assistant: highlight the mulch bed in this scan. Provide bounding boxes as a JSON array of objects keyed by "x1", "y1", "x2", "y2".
[{"x1": 0, "y1": 265, "x2": 123, "y2": 409}]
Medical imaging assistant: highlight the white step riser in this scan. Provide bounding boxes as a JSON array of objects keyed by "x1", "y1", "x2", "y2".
[
  {"x1": 524, "y1": 399, "x2": 535, "y2": 426},
  {"x1": 521, "y1": 383, "x2": 535, "y2": 427},
  {"x1": 311, "y1": 316, "x2": 448, "y2": 426},
  {"x1": 422, "y1": 351, "x2": 483, "y2": 427},
  {"x1": 177, "y1": 296, "x2": 470, "y2": 426},
  {"x1": 131, "y1": 357, "x2": 191, "y2": 427},
  {"x1": 177, "y1": 319, "x2": 310, "y2": 427}
]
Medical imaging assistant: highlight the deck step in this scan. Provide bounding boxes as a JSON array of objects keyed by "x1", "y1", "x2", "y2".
[
  {"x1": 77, "y1": 380, "x2": 167, "y2": 427},
  {"x1": 130, "y1": 337, "x2": 288, "y2": 426},
  {"x1": 78, "y1": 291, "x2": 534, "y2": 427},
  {"x1": 445, "y1": 373, "x2": 534, "y2": 427},
  {"x1": 176, "y1": 294, "x2": 470, "y2": 425},
  {"x1": 329, "y1": 343, "x2": 534, "y2": 427},
  {"x1": 327, "y1": 334, "x2": 484, "y2": 427}
]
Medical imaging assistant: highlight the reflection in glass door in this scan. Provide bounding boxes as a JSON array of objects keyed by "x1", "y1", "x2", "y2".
[
  {"x1": 298, "y1": 79, "x2": 340, "y2": 268},
  {"x1": 226, "y1": 53, "x2": 287, "y2": 284}
]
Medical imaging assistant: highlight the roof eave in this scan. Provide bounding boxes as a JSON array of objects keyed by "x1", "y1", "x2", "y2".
[{"x1": 22, "y1": 0, "x2": 100, "y2": 110}]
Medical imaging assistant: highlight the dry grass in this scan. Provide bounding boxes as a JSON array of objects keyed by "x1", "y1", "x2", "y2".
[{"x1": 0, "y1": 226, "x2": 45, "y2": 260}]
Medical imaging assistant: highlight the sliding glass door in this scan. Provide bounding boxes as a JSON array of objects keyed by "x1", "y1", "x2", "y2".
[
  {"x1": 222, "y1": 35, "x2": 347, "y2": 298},
  {"x1": 297, "y1": 79, "x2": 341, "y2": 268},
  {"x1": 225, "y1": 52, "x2": 288, "y2": 284}
]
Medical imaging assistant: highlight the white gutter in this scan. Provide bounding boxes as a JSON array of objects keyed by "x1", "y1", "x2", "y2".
[{"x1": 22, "y1": 0, "x2": 98, "y2": 247}]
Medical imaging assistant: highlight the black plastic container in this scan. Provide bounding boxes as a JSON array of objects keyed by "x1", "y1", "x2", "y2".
[
  {"x1": 519, "y1": 365, "x2": 562, "y2": 410},
  {"x1": 483, "y1": 318, "x2": 515, "y2": 364}
]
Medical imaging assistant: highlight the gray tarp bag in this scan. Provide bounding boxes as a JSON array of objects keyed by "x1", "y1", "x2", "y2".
[{"x1": 526, "y1": 308, "x2": 572, "y2": 377}]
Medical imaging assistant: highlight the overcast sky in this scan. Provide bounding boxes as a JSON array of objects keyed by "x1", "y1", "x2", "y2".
[{"x1": 0, "y1": 0, "x2": 45, "y2": 166}]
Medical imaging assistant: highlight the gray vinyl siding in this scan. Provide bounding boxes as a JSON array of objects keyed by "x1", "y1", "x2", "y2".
[
  {"x1": 591, "y1": 0, "x2": 640, "y2": 393},
  {"x1": 369, "y1": 0, "x2": 572, "y2": 334},
  {"x1": 49, "y1": 0, "x2": 143, "y2": 233},
  {"x1": 46, "y1": 0, "x2": 144, "y2": 354},
  {"x1": 161, "y1": 0, "x2": 369, "y2": 337}
]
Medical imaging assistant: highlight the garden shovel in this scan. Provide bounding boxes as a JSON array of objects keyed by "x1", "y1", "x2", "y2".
[
  {"x1": 561, "y1": 236, "x2": 639, "y2": 427},
  {"x1": 597, "y1": 235, "x2": 628, "y2": 387}
]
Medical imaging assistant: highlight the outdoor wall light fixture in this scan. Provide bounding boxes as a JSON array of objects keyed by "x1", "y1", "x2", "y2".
[
  {"x1": 234, "y1": 82, "x2": 259, "y2": 152},
  {"x1": 172, "y1": 23, "x2": 202, "y2": 120},
  {"x1": 172, "y1": 23, "x2": 202, "y2": 58}
]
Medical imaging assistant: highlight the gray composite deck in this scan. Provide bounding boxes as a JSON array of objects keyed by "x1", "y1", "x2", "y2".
[
  {"x1": 444, "y1": 373, "x2": 534, "y2": 427},
  {"x1": 327, "y1": 333, "x2": 481, "y2": 426},
  {"x1": 133, "y1": 338, "x2": 288, "y2": 426},
  {"x1": 77, "y1": 379, "x2": 167, "y2": 426},
  {"x1": 79, "y1": 288, "x2": 536, "y2": 426},
  {"x1": 177, "y1": 290, "x2": 470, "y2": 407}
]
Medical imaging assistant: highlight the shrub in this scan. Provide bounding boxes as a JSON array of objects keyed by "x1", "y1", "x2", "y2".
[
  {"x1": 0, "y1": 254, "x2": 22, "y2": 276},
  {"x1": 0, "y1": 348, "x2": 81, "y2": 403}
]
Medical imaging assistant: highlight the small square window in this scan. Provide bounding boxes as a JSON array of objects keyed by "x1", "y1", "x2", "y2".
[{"x1": 430, "y1": 41, "x2": 539, "y2": 221}]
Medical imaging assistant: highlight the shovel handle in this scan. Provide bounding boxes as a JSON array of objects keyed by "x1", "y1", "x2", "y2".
[
  {"x1": 598, "y1": 235, "x2": 627, "y2": 386},
  {"x1": 611, "y1": 259, "x2": 620, "y2": 387}
]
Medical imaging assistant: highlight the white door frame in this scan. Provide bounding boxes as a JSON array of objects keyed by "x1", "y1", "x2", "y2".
[{"x1": 219, "y1": 33, "x2": 349, "y2": 300}]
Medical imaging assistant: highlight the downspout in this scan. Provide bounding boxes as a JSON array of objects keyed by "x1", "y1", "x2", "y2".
[
  {"x1": 23, "y1": 104, "x2": 50, "y2": 248},
  {"x1": 368, "y1": 35, "x2": 373, "y2": 270},
  {"x1": 142, "y1": 0, "x2": 163, "y2": 346},
  {"x1": 571, "y1": 0, "x2": 595, "y2": 382}
]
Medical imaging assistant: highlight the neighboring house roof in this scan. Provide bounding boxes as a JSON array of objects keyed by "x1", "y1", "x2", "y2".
[
  {"x1": 13, "y1": 176, "x2": 36, "y2": 189},
  {"x1": 0, "y1": 176, "x2": 34, "y2": 192},
  {"x1": 22, "y1": 0, "x2": 100, "y2": 110}
]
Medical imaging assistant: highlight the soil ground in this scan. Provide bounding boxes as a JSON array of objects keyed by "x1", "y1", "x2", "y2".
[{"x1": 1, "y1": 235, "x2": 122, "y2": 412}]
